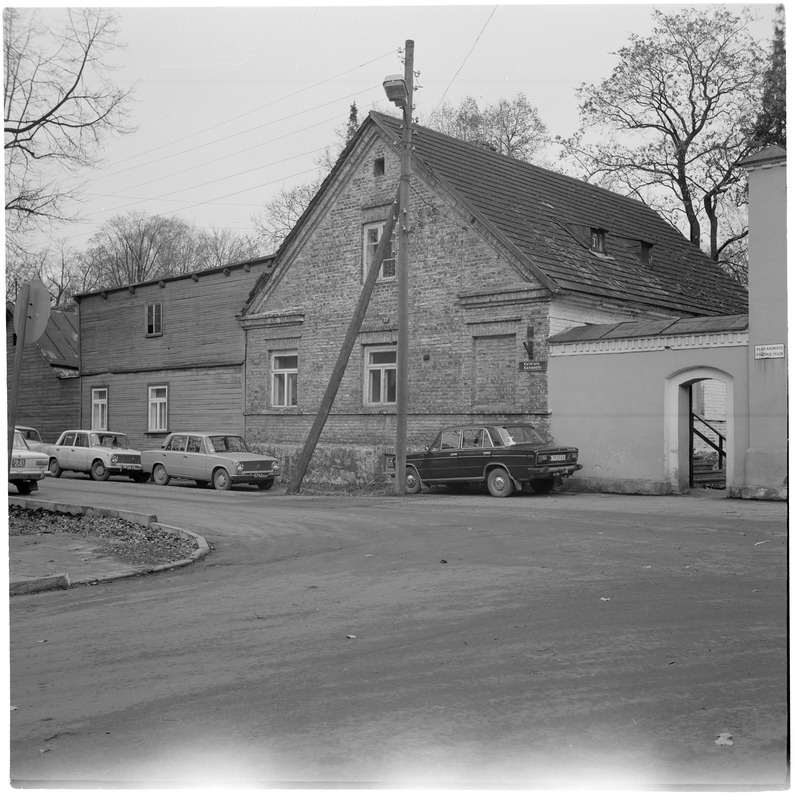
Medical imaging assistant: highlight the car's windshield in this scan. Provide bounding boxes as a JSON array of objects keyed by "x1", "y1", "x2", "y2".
[
  {"x1": 91, "y1": 433, "x2": 131, "y2": 449},
  {"x1": 209, "y1": 435, "x2": 250, "y2": 453},
  {"x1": 13, "y1": 431, "x2": 29, "y2": 450},
  {"x1": 495, "y1": 425, "x2": 546, "y2": 446}
]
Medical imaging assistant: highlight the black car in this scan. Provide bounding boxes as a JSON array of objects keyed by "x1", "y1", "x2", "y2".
[{"x1": 399, "y1": 423, "x2": 582, "y2": 497}]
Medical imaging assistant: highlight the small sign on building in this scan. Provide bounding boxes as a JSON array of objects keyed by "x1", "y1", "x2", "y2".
[
  {"x1": 519, "y1": 360, "x2": 547, "y2": 372},
  {"x1": 754, "y1": 344, "x2": 785, "y2": 359}
]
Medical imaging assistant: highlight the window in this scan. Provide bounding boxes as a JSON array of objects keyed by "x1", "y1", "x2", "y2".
[
  {"x1": 146, "y1": 302, "x2": 163, "y2": 336},
  {"x1": 165, "y1": 434, "x2": 186, "y2": 451},
  {"x1": 74, "y1": 433, "x2": 88, "y2": 448},
  {"x1": 436, "y1": 429, "x2": 461, "y2": 450},
  {"x1": 272, "y1": 352, "x2": 298, "y2": 407},
  {"x1": 462, "y1": 428, "x2": 493, "y2": 449},
  {"x1": 148, "y1": 385, "x2": 168, "y2": 431},
  {"x1": 365, "y1": 346, "x2": 397, "y2": 405},
  {"x1": 91, "y1": 388, "x2": 108, "y2": 430},
  {"x1": 640, "y1": 242, "x2": 653, "y2": 265},
  {"x1": 373, "y1": 157, "x2": 385, "y2": 176},
  {"x1": 186, "y1": 436, "x2": 203, "y2": 453},
  {"x1": 363, "y1": 222, "x2": 396, "y2": 280},
  {"x1": 590, "y1": 228, "x2": 606, "y2": 253},
  {"x1": 61, "y1": 432, "x2": 75, "y2": 447}
]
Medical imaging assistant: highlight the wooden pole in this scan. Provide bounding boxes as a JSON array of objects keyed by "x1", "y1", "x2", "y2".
[
  {"x1": 394, "y1": 39, "x2": 414, "y2": 494},
  {"x1": 7, "y1": 284, "x2": 30, "y2": 472},
  {"x1": 286, "y1": 189, "x2": 402, "y2": 494}
]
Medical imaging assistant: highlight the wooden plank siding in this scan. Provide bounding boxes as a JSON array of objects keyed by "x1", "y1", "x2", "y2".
[
  {"x1": 6, "y1": 316, "x2": 80, "y2": 443},
  {"x1": 80, "y1": 366, "x2": 245, "y2": 450},
  {"x1": 74, "y1": 259, "x2": 274, "y2": 445},
  {"x1": 78, "y1": 262, "x2": 272, "y2": 375}
]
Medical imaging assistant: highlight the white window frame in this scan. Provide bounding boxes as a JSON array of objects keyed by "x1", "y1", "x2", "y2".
[
  {"x1": 364, "y1": 345, "x2": 397, "y2": 406},
  {"x1": 271, "y1": 351, "x2": 298, "y2": 408},
  {"x1": 148, "y1": 385, "x2": 168, "y2": 432},
  {"x1": 146, "y1": 302, "x2": 163, "y2": 336},
  {"x1": 363, "y1": 221, "x2": 396, "y2": 281},
  {"x1": 91, "y1": 387, "x2": 108, "y2": 430}
]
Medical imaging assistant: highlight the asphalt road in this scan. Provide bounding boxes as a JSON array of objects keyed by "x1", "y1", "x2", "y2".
[{"x1": 9, "y1": 476, "x2": 789, "y2": 790}]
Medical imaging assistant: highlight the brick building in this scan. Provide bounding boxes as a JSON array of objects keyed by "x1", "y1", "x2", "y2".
[{"x1": 240, "y1": 111, "x2": 748, "y2": 485}]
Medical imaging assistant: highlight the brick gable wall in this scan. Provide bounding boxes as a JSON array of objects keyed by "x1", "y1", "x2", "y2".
[{"x1": 244, "y1": 132, "x2": 553, "y2": 485}]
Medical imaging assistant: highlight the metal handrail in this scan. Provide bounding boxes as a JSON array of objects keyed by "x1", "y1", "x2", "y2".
[{"x1": 691, "y1": 411, "x2": 726, "y2": 470}]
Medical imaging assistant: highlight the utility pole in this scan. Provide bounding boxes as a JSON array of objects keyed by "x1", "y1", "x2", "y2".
[{"x1": 394, "y1": 39, "x2": 414, "y2": 495}]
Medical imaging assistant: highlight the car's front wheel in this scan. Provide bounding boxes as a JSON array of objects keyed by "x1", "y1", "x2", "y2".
[
  {"x1": 213, "y1": 468, "x2": 232, "y2": 491},
  {"x1": 90, "y1": 460, "x2": 110, "y2": 481},
  {"x1": 530, "y1": 478, "x2": 555, "y2": 495},
  {"x1": 152, "y1": 464, "x2": 171, "y2": 486},
  {"x1": 48, "y1": 458, "x2": 62, "y2": 478},
  {"x1": 405, "y1": 467, "x2": 422, "y2": 494},
  {"x1": 486, "y1": 467, "x2": 514, "y2": 498}
]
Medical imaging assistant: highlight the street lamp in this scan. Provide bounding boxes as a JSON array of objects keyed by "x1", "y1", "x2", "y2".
[{"x1": 383, "y1": 41, "x2": 414, "y2": 494}]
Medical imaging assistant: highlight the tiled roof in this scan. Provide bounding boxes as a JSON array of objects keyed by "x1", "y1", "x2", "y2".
[
  {"x1": 548, "y1": 314, "x2": 749, "y2": 343},
  {"x1": 371, "y1": 113, "x2": 748, "y2": 317},
  {"x1": 7, "y1": 304, "x2": 79, "y2": 370}
]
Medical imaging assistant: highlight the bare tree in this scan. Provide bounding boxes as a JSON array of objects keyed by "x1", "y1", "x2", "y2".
[
  {"x1": 425, "y1": 93, "x2": 548, "y2": 162},
  {"x1": 4, "y1": 7, "x2": 133, "y2": 255},
  {"x1": 563, "y1": 7, "x2": 765, "y2": 274},
  {"x1": 195, "y1": 227, "x2": 261, "y2": 268}
]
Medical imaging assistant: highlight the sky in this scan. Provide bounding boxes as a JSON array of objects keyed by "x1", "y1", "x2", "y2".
[{"x1": 16, "y1": 2, "x2": 780, "y2": 256}]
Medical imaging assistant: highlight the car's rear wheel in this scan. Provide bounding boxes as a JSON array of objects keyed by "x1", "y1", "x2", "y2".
[
  {"x1": 152, "y1": 464, "x2": 170, "y2": 486},
  {"x1": 15, "y1": 481, "x2": 34, "y2": 495},
  {"x1": 90, "y1": 460, "x2": 110, "y2": 481},
  {"x1": 48, "y1": 458, "x2": 62, "y2": 478},
  {"x1": 530, "y1": 478, "x2": 555, "y2": 495},
  {"x1": 405, "y1": 467, "x2": 422, "y2": 494},
  {"x1": 131, "y1": 473, "x2": 149, "y2": 483},
  {"x1": 487, "y1": 467, "x2": 514, "y2": 498},
  {"x1": 256, "y1": 478, "x2": 274, "y2": 490},
  {"x1": 213, "y1": 468, "x2": 231, "y2": 491}
]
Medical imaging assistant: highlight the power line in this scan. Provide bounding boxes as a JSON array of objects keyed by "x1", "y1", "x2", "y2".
[{"x1": 434, "y1": 6, "x2": 498, "y2": 112}]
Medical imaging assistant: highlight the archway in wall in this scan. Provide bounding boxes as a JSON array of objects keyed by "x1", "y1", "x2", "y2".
[{"x1": 664, "y1": 367, "x2": 734, "y2": 494}]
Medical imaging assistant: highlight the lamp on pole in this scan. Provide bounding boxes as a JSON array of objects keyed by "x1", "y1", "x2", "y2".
[{"x1": 383, "y1": 39, "x2": 414, "y2": 494}]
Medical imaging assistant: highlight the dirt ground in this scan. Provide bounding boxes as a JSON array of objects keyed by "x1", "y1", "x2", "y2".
[{"x1": 9, "y1": 481, "x2": 789, "y2": 791}]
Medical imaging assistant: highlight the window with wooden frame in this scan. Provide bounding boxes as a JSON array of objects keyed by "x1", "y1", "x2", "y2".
[
  {"x1": 148, "y1": 385, "x2": 168, "y2": 432},
  {"x1": 364, "y1": 346, "x2": 397, "y2": 406},
  {"x1": 363, "y1": 221, "x2": 396, "y2": 281},
  {"x1": 91, "y1": 387, "x2": 108, "y2": 430},
  {"x1": 146, "y1": 302, "x2": 163, "y2": 336},
  {"x1": 590, "y1": 228, "x2": 606, "y2": 253},
  {"x1": 271, "y1": 352, "x2": 298, "y2": 408}
]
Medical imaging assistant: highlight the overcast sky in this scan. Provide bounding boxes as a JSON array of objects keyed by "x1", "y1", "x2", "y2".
[{"x1": 22, "y1": 3, "x2": 779, "y2": 254}]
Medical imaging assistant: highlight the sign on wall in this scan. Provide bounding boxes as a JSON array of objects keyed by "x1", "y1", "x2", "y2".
[
  {"x1": 519, "y1": 360, "x2": 547, "y2": 372},
  {"x1": 754, "y1": 344, "x2": 785, "y2": 359}
]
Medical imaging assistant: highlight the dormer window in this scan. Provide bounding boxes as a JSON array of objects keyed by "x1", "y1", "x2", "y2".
[
  {"x1": 590, "y1": 228, "x2": 606, "y2": 253},
  {"x1": 640, "y1": 242, "x2": 653, "y2": 265}
]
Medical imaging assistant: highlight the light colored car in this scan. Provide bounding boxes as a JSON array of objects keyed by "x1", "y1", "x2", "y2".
[
  {"x1": 10, "y1": 429, "x2": 49, "y2": 495},
  {"x1": 141, "y1": 432, "x2": 280, "y2": 491},
  {"x1": 48, "y1": 430, "x2": 147, "y2": 482}
]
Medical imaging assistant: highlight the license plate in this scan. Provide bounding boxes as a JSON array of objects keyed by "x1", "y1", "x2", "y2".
[
  {"x1": 249, "y1": 472, "x2": 267, "y2": 478},
  {"x1": 12, "y1": 459, "x2": 24, "y2": 468},
  {"x1": 549, "y1": 454, "x2": 567, "y2": 462},
  {"x1": 126, "y1": 465, "x2": 142, "y2": 470}
]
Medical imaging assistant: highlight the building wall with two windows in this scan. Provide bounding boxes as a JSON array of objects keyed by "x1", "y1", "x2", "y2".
[
  {"x1": 242, "y1": 131, "x2": 559, "y2": 484},
  {"x1": 75, "y1": 259, "x2": 273, "y2": 449}
]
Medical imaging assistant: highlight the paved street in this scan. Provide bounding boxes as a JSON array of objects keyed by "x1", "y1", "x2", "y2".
[{"x1": 9, "y1": 477, "x2": 789, "y2": 790}]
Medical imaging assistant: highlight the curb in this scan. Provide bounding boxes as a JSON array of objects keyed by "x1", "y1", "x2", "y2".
[{"x1": 8, "y1": 498, "x2": 211, "y2": 596}]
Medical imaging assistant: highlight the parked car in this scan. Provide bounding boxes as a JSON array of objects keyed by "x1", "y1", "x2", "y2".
[
  {"x1": 10, "y1": 429, "x2": 49, "y2": 495},
  {"x1": 48, "y1": 430, "x2": 147, "y2": 482},
  {"x1": 141, "y1": 432, "x2": 280, "y2": 491},
  {"x1": 15, "y1": 425, "x2": 57, "y2": 457},
  {"x1": 394, "y1": 423, "x2": 582, "y2": 498}
]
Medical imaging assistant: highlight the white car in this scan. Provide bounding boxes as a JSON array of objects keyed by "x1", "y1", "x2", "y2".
[
  {"x1": 10, "y1": 429, "x2": 49, "y2": 495},
  {"x1": 48, "y1": 429, "x2": 147, "y2": 482}
]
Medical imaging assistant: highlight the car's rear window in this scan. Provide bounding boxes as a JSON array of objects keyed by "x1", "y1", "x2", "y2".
[{"x1": 495, "y1": 425, "x2": 546, "y2": 446}]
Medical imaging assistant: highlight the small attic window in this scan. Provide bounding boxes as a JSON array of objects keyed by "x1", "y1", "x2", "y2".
[
  {"x1": 640, "y1": 242, "x2": 653, "y2": 265},
  {"x1": 373, "y1": 157, "x2": 385, "y2": 176},
  {"x1": 590, "y1": 228, "x2": 606, "y2": 253}
]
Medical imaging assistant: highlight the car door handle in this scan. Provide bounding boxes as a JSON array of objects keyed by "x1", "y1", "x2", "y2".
[
  {"x1": 449, "y1": 453, "x2": 458, "y2": 457},
  {"x1": 483, "y1": 451, "x2": 491, "y2": 456}
]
